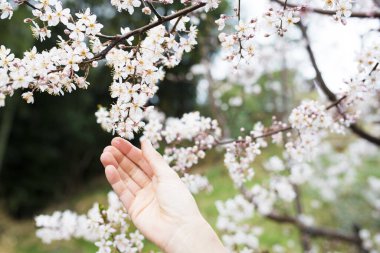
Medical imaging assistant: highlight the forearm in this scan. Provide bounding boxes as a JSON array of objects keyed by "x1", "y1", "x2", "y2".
[{"x1": 164, "y1": 216, "x2": 228, "y2": 253}]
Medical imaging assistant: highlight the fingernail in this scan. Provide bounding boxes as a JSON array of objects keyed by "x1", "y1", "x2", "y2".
[
  {"x1": 112, "y1": 137, "x2": 120, "y2": 145},
  {"x1": 105, "y1": 165, "x2": 115, "y2": 173}
]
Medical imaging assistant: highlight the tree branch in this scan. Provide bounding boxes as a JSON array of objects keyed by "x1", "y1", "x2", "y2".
[
  {"x1": 272, "y1": 0, "x2": 380, "y2": 18},
  {"x1": 298, "y1": 21, "x2": 380, "y2": 146},
  {"x1": 216, "y1": 125, "x2": 292, "y2": 146},
  {"x1": 216, "y1": 96, "x2": 348, "y2": 146},
  {"x1": 297, "y1": 22, "x2": 337, "y2": 101},
  {"x1": 20, "y1": 0, "x2": 39, "y2": 10},
  {"x1": 83, "y1": 2, "x2": 206, "y2": 63},
  {"x1": 239, "y1": 185, "x2": 362, "y2": 246},
  {"x1": 170, "y1": 16, "x2": 183, "y2": 33},
  {"x1": 293, "y1": 185, "x2": 312, "y2": 252}
]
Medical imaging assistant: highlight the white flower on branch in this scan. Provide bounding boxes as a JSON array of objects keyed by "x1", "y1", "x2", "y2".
[
  {"x1": 264, "y1": 156, "x2": 285, "y2": 172},
  {"x1": 35, "y1": 192, "x2": 143, "y2": 253},
  {"x1": 181, "y1": 173, "x2": 212, "y2": 194},
  {"x1": 110, "y1": 0, "x2": 141, "y2": 14},
  {"x1": 22, "y1": 91, "x2": 34, "y2": 104},
  {"x1": 289, "y1": 100, "x2": 332, "y2": 134},
  {"x1": 216, "y1": 195, "x2": 261, "y2": 251},
  {"x1": 270, "y1": 177, "x2": 296, "y2": 202},
  {"x1": 0, "y1": 0, "x2": 12, "y2": 19}
]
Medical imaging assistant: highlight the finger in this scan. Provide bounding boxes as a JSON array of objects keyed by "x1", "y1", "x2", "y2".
[
  {"x1": 105, "y1": 165, "x2": 134, "y2": 210},
  {"x1": 100, "y1": 151, "x2": 118, "y2": 167},
  {"x1": 100, "y1": 152, "x2": 141, "y2": 194},
  {"x1": 141, "y1": 139, "x2": 178, "y2": 179},
  {"x1": 104, "y1": 165, "x2": 128, "y2": 195},
  {"x1": 111, "y1": 137, "x2": 154, "y2": 178},
  {"x1": 104, "y1": 146, "x2": 151, "y2": 187}
]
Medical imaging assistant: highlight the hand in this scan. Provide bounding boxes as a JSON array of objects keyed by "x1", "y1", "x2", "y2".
[{"x1": 100, "y1": 137, "x2": 227, "y2": 253}]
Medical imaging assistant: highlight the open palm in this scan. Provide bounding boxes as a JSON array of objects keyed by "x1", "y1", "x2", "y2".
[{"x1": 100, "y1": 137, "x2": 204, "y2": 251}]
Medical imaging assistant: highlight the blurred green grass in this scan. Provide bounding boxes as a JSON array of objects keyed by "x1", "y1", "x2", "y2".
[{"x1": 0, "y1": 151, "x2": 379, "y2": 253}]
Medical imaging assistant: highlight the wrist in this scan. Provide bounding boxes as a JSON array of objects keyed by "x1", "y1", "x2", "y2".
[{"x1": 164, "y1": 216, "x2": 227, "y2": 253}]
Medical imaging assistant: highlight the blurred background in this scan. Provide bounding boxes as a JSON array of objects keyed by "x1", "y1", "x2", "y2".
[{"x1": 1, "y1": 0, "x2": 380, "y2": 253}]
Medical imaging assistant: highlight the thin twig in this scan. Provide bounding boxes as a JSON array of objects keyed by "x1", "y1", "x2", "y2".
[
  {"x1": 96, "y1": 33, "x2": 119, "y2": 40},
  {"x1": 21, "y1": 0, "x2": 39, "y2": 10},
  {"x1": 216, "y1": 126, "x2": 292, "y2": 146},
  {"x1": 272, "y1": 0, "x2": 380, "y2": 18},
  {"x1": 170, "y1": 16, "x2": 183, "y2": 33},
  {"x1": 326, "y1": 95, "x2": 347, "y2": 110}
]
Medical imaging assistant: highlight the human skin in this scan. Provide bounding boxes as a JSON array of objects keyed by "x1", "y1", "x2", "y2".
[{"x1": 100, "y1": 137, "x2": 227, "y2": 253}]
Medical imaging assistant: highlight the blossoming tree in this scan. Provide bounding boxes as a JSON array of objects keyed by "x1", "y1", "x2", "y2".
[{"x1": 1, "y1": 0, "x2": 380, "y2": 252}]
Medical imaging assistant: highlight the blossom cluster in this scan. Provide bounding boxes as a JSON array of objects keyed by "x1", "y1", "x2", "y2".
[
  {"x1": 366, "y1": 176, "x2": 380, "y2": 212},
  {"x1": 217, "y1": 18, "x2": 257, "y2": 67},
  {"x1": 306, "y1": 140, "x2": 373, "y2": 201},
  {"x1": 215, "y1": 195, "x2": 261, "y2": 252},
  {"x1": 322, "y1": 0, "x2": 353, "y2": 24},
  {"x1": 262, "y1": 6, "x2": 300, "y2": 36},
  {"x1": 289, "y1": 100, "x2": 332, "y2": 134},
  {"x1": 92, "y1": 19, "x2": 200, "y2": 139},
  {"x1": 359, "y1": 229, "x2": 380, "y2": 253},
  {"x1": 0, "y1": 0, "x2": 221, "y2": 140},
  {"x1": 0, "y1": 0, "x2": 100, "y2": 108},
  {"x1": 142, "y1": 110, "x2": 221, "y2": 193},
  {"x1": 143, "y1": 110, "x2": 221, "y2": 171},
  {"x1": 286, "y1": 100, "x2": 336, "y2": 162},
  {"x1": 0, "y1": 0, "x2": 12, "y2": 19},
  {"x1": 224, "y1": 123, "x2": 267, "y2": 186},
  {"x1": 181, "y1": 173, "x2": 212, "y2": 194},
  {"x1": 337, "y1": 40, "x2": 380, "y2": 123},
  {"x1": 36, "y1": 192, "x2": 144, "y2": 253},
  {"x1": 95, "y1": 22, "x2": 198, "y2": 138},
  {"x1": 215, "y1": 3, "x2": 301, "y2": 68},
  {"x1": 102, "y1": 108, "x2": 219, "y2": 195}
]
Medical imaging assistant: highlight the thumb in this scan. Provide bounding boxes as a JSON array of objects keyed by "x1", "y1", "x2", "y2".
[{"x1": 141, "y1": 139, "x2": 177, "y2": 179}]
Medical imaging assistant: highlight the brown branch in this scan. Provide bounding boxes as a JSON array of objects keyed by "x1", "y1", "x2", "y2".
[
  {"x1": 239, "y1": 185, "x2": 362, "y2": 246},
  {"x1": 349, "y1": 124, "x2": 380, "y2": 146},
  {"x1": 353, "y1": 225, "x2": 369, "y2": 253},
  {"x1": 326, "y1": 95, "x2": 347, "y2": 110},
  {"x1": 216, "y1": 95, "x2": 349, "y2": 146},
  {"x1": 272, "y1": 0, "x2": 380, "y2": 18},
  {"x1": 216, "y1": 125, "x2": 292, "y2": 146},
  {"x1": 298, "y1": 21, "x2": 380, "y2": 146},
  {"x1": 297, "y1": 22, "x2": 337, "y2": 101},
  {"x1": 170, "y1": 16, "x2": 183, "y2": 33},
  {"x1": 293, "y1": 185, "x2": 312, "y2": 252},
  {"x1": 83, "y1": 2, "x2": 206, "y2": 63},
  {"x1": 96, "y1": 33, "x2": 120, "y2": 40},
  {"x1": 20, "y1": 0, "x2": 39, "y2": 10},
  {"x1": 303, "y1": 226, "x2": 361, "y2": 244},
  {"x1": 375, "y1": 0, "x2": 380, "y2": 8}
]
